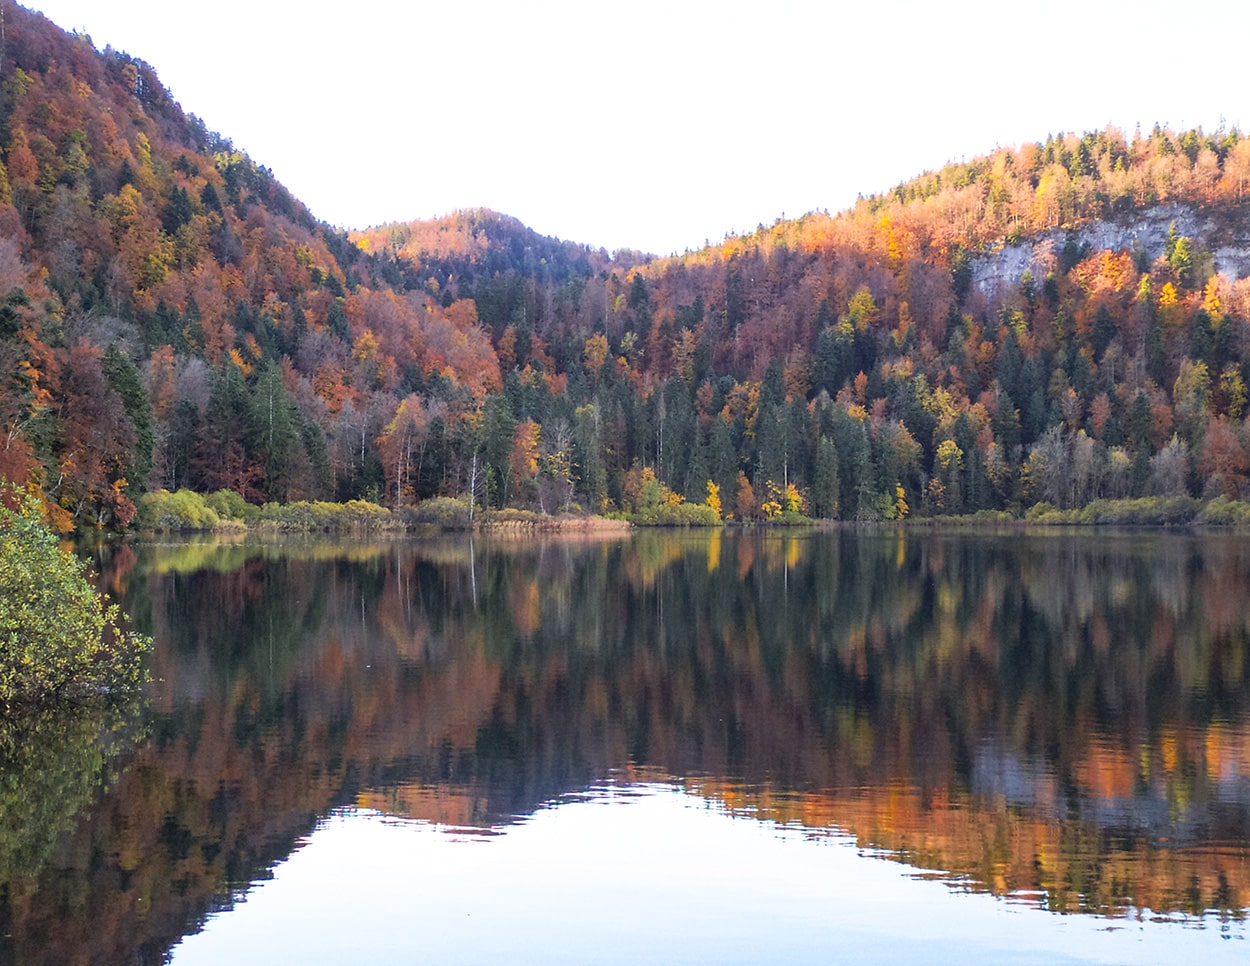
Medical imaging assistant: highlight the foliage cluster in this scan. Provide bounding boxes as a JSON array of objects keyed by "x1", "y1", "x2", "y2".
[
  {"x1": 402, "y1": 496, "x2": 474, "y2": 530},
  {"x1": 139, "y1": 488, "x2": 398, "y2": 531},
  {"x1": 1197, "y1": 495, "x2": 1250, "y2": 525},
  {"x1": 1021, "y1": 493, "x2": 1250, "y2": 526},
  {"x1": 629, "y1": 501, "x2": 721, "y2": 527},
  {"x1": 0, "y1": 492, "x2": 148, "y2": 707},
  {"x1": 1025, "y1": 496, "x2": 1204, "y2": 526},
  {"x1": 253, "y1": 498, "x2": 394, "y2": 531},
  {"x1": 139, "y1": 487, "x2": 226, "y2": 530},
  {"x1": 619, "y1": 465, "x2": 720, "y2": 526}
]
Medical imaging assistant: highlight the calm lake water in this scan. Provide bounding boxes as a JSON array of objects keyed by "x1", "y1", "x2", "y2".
[{"x1": 3, "y1": 528, "x2": 1250, "y2": 963}]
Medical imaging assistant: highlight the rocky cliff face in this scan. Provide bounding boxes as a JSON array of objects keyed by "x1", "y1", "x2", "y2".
[{"x1": 971, "y1": 202, "x2": 1250, "y2": 296}]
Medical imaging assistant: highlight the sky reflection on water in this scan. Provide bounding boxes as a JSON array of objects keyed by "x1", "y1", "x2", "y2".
[{"x1": 170, "y1": 782, "x2": 1247, "y2": 966}]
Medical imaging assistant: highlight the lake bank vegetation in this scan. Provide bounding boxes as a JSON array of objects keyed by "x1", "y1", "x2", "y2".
[
  {"x1": 136, "y1": 488, "x2": 639, "y2": 533},
  {"x1": 0, "y1": 492, "x2": 148, "y2": 709},
  {"x1": 132, "y1": 486, "x2": 1250, "y2": 534}
]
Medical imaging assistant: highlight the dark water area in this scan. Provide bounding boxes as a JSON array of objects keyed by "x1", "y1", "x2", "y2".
[{"x1": 4, "y1": 528, "x2": 1250, "y2": 963}]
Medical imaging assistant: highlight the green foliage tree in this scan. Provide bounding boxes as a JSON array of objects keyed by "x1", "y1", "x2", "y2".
[{"x1": 0, "y1": 493, "x2": 148, "y2": 707}]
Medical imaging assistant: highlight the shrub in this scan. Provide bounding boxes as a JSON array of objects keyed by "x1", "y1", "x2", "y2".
[
  {"x1": 1198, "y1": 497, "x2": 1250, "y2": 526},
  {"x1": 1089, "y1": 496, "x2": 1202, "y2": 525},
  {"x1": 630, "y1": 502, "x2": 721, "y2": 527},
  {"x1": 0, "y1": 493, "x2": 149, "y2": 707},
  {"x1": 255, "y1": 499, "x2": 395, "y2": 531},
  {"x1": 1024, "y1": 496, "x2": 1205, "y2": 526},
  {"x1": 405, "y1": 497, "x2": 474, "y2": 530},
  {"x1": 139, "y1": 489, "x2": 220, "y2": 531},
  {"x1": 205, "y1": 489, "x2": 259, "y2": 522}
]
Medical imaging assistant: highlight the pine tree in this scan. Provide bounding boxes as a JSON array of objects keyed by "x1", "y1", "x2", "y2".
[{"x1": 812, "y1": 435, "x2": 840, "y2": 518}]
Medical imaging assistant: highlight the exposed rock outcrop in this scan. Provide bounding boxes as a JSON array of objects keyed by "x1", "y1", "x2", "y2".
[{"x1": 971, "y1": 203, "x2": 1250, "y2": 296}]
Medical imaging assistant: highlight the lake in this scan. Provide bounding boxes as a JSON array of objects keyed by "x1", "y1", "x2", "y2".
[{"x1": 2, "y1": 528, "x2": 1249, "y2": 964}]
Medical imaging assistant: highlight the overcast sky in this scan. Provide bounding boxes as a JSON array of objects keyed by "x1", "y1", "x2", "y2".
[{"x1": 27, "y1": 1, "x2": 1250, "y2": 255}]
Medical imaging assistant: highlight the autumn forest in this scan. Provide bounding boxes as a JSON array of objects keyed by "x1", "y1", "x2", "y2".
[{"x1": 7, "y1": 5, "x2": 1250, "y2": 528}]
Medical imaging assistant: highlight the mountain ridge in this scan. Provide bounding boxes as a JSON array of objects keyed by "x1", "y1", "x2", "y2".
[{"x1": 5, "y1": 3, "x2": 1250, "y2": 526}]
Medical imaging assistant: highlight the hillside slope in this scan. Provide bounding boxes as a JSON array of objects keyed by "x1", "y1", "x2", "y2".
[{"x1": 3, "y1": 3, "x2": 1250, "y2": 524}]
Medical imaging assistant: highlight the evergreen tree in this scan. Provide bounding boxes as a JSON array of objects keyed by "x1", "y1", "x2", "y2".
[
  {"x1": 1092, "y1": 304, "x2": 1115, "y2": 361},
  {"x1": 250, "y1": 363, "x2": 304, "y2": 501},
  {"x1": 812, "y1": 435, "x2": 840, "y2": 518},
  {"x1": 101, "y1": 344, "x2": 154, "y2": 492},
  {"x1": 482, "y1": 393, "x2": 518, "y2": 506},
  {"x1": 708, "y1": 416, "x2": 738, "y2": 510},
  {"x1": 194, "y1": 360, "x2": 258, "y2": 498}
]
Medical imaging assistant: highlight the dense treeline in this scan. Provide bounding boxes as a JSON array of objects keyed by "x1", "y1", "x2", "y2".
[{"x1": 5, "y1": 2, "x2": 1250, "y2": 526}]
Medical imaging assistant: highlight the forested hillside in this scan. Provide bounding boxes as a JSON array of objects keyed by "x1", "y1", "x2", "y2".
[{"x1": 4, "y1": 1, "x2": 1250, "y2": 527}]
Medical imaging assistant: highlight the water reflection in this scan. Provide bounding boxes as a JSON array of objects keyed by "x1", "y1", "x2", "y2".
[
  {"x1": 0, "y1": 697, "x2": 146, "y2": 964},
  {"x1": 171, "y1": 785, "x2": 1249, "y2": 966},
  {"x1": 3, "y1": 529, "x2": 1250, "y2": 962}
]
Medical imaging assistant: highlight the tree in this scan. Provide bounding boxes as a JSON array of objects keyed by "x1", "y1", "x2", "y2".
[
  {"x1": 812, "y1": 435, "x2": 840, "y2": 519},
  {"x1": 583, "y1": 333, "x2": 609, "y2": 387},
  {"x1": 933, "y1": 438, "x2": 964, "y2": 512},
  {"x1": 573, "y1": 403, "x2": 607, "y2": 512},
  {"x1": 101, "y1": 344, "x2": 154, "y2": 493},
  {"x1": 734, "y1": 470, "x2": 757, "y2": 521},
  {"x1": 481, "y1": 393, "x2": 518, "y2": 506},
  {"x1": 194, "y1": 360, "x2": 262, "y2": 500},
  {"x1": 509, "y1": 418, "x2": 542, "y2": 506},
  {"x1": 705, "y1": 480, "x2": 723, "y2": 519},
  {"x1": 1198, "y1": 418, "x2": 1249, "y2": 498},
  {"x1": 1172, "y1": 359, "x2": 1210, "y2": 444},
  {"x1": 250, "y1": 362, "x2": 306, "y2": 502},
  {"x1": 537, "y1": 418, "x2": 575, "y2": 514},
  {"x1": 1148, "y1": 436, "x2": 1190, "y2": 496},
  {"x1": 56, "y1": 341, "x2": 138, "y2": 527},
  {"x1": 0, "y1": 491, "x2": 148, "y2": 706},
  {"x1": 378, "y1": 394, "x2": 435, "y2": 509},
  {"x1": 708, "y1": 416, "x2": 738, "y2": 513}
]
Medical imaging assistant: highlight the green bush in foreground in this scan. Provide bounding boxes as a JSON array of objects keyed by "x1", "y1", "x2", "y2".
[{"x1": 0, "y1": 493, "x2": 149, "y2": 707}]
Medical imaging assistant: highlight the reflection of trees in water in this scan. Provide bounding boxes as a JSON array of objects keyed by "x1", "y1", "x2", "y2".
[
  {"x1": 7, "y1": 531, "x2": 1250, "y2": 962},
  {"x1": 0, "y1": 702, "x2": 141, "y2": 882},
  {"x1": 0, "y1": 697, "x2": 145, "y2": 963}
]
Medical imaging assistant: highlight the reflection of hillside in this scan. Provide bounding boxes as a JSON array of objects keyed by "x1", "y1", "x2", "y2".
[
  {"x1": 688, "y1": 777, "x2": 1246, "y2": 919},
  {"x1": 6, "y1": 531, "x2": 1250, "y2": 961}
]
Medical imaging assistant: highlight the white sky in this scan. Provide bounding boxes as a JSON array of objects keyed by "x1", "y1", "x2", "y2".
[{"x1": 27, "y1": 0, "x2": 1249, "y2": 255}]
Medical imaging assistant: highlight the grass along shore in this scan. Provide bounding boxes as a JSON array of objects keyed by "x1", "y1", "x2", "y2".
[
  {"x1": 136, "y1": 488, "x2": 1250, "y2": 534},
  {"x1": 137, "y1": 489, "x2": 634, "y2": 533}
]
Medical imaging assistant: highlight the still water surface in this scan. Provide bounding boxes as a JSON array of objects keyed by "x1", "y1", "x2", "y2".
[{"x1": 3, "y1": 528, "x2": 1250, "y2": 963}]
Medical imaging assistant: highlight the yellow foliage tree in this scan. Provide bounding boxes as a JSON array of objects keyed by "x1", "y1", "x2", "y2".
[{"x1": 705, "y1": 480, "x2": 722, "y2": 519}]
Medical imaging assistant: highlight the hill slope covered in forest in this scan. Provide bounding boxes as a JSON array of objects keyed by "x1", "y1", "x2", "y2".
[{"x1": 3, "y1": 2, "x2": 1250, "y2": 526}]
